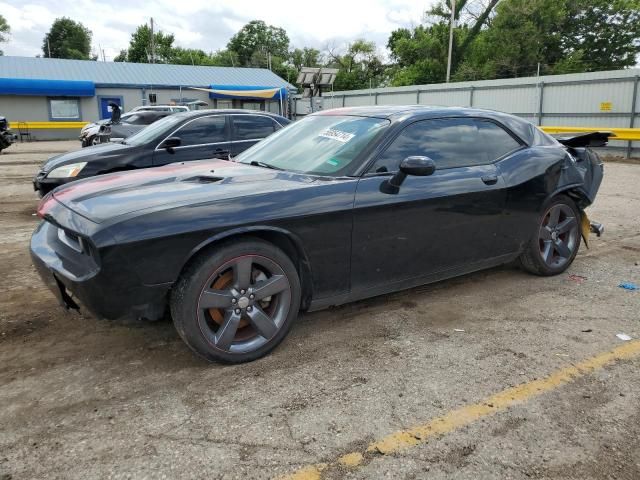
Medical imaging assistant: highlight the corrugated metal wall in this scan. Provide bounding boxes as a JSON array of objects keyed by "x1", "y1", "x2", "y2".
[{"x1": 293, "y1": 68, "x2": 640, "y2": 156}]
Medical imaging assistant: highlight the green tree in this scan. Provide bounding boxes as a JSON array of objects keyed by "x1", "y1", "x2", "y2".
[
  {"x1": 0, "y1": 14, "x2": 9, "y2": 55},
  {"x1": 115, "y1": 24, "x2": 175, "y2": 63},
  {"x1": 457, "y1": 0, "x2": 568, "y2": 79},
  {"x1": 387, "y1": 0, "x2": 499, "y2": 85},
  {"x1": 561, "y1": 0, "x2": 640, "y2": 71},
  {"x1": 325, "y1": 39, "x2": 385, "y2": 90},
  {"x1": 42, "y1": 17, "x2": 92, "y2": 60},
  {"x1": 454, "y1": 0, "x2": 640, "y2": 80},
  {"x1": 387, "y1": 24, "x2": 451, "y2": 85},
  {"x1": 290, "y1": 47, "x2": 322, "y2": 70},
  {"x1": 227, "y1": 20, "x2": 290, "y2": 66}
]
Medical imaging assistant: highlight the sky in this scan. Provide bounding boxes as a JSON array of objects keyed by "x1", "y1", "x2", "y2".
[{"x1": 0, "y1": 0, "x2": 435, "y2": 61}]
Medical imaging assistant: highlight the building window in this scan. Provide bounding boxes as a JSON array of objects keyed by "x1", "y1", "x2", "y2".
[
  {"x1": 241, "y1": 101, "x2": 262, "y2": 111},
  {"x1": 49, "y1": 98, "x2": 81, "y2": 120}
]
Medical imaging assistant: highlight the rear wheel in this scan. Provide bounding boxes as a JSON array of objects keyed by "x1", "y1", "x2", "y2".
[
  {"x1": 519, "y1": 195, "x2": 581, "y2": 276},
  {"x1": 171, "y1": 238, "x2": 301, "y2": 363}
]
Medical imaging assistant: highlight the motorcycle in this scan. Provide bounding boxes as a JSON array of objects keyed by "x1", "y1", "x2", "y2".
[{"x1": 0, "y1": 116, "x2": 18, "y2": 153}]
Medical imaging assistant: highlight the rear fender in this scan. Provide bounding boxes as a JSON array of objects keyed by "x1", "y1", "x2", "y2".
[{"x1": 556, "y1": 147, "x2": 604, "y2": 207}]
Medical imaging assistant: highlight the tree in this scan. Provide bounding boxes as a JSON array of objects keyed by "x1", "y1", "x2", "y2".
[
  {"x1": 0, "y1": 14, "x2": 9, "y2": 56},
  {"x1": 227, "y1": 20, "x2": 290, "y2": 66},
  {"x1": 561, "y1": 0, "x2": 640, "y2": 71},
  {"x1": 42, "y1": 18, "x2": 92, "y2": 60},
  {"x1": 456, "y1": 0, "x2": 568, "y2": 79},
  {"x1": 453, "y1": 0, "x2": 640, "y2": 80},
  {"x1": 387, "y1": 0, "x2": 499, "y2": 85},
  {"x1": 115, "y1": 24, "x2": 175, "y2": 63},
  {"x1": 290, "y1": 47, "x2": 322, "y2": 70},
  {"x1": 325, "y1": 39, "x2": 385, "y2": 90},
  {"x1": 387, "y1": 24, "x2": 451, "y2": 85}
]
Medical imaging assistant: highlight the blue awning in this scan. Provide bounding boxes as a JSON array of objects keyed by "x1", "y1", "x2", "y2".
[
  {"x1": 0, "y1": 78, "x2": 95, "y2": 97},
  {"x1": 208, "y1": 84, "x2": 287, "y2": 100}
]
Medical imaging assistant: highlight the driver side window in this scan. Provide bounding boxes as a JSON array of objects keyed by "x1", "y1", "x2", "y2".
[
  {"x1": 174, "y1": 115, "x2": 227, "y2": 147},
  {"x1": 368, "y1": 118, "x2": 480, "y2": 173}
]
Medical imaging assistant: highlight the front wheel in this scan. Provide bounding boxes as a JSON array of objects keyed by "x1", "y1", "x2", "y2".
[
  {"x1": 171, "y1": 238, "x2": 301, "y2": 363},
  {"x1": 519, "y1": 195, "x2": 582, "y2": 276}
]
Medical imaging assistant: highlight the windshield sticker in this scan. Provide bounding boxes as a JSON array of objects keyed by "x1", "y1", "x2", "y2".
[
  {"x1": 318, "y1": 129, "x2": 355, "y2": 143},
  {"x1": 326, "y1": 159, "x2": 339, "y2": 166}
]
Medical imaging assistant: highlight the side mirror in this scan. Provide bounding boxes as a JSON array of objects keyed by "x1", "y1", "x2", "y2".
[
  {"x1": 382, "y1": 156, "x2": 436, "y2": 194},
  {"x1": 399, "y1": 156, "x2": 436, "y2": 177},
  {"x1": 161, "y1": 136, "x2": 181, "y2": 152}
]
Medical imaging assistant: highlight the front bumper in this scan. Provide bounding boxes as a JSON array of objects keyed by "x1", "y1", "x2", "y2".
[{"x1": 30, "y1": 220, "x2": 170, "y2": 321}]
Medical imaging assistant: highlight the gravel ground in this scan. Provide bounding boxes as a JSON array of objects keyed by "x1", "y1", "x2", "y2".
[{"x1": 0, "y1": 141, "x2": 639, "y2": 480}]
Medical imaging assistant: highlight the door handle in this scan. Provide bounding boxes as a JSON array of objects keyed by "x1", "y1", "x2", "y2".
[{"x1": 481, "y1": 174, "x2": 498, "y2": 185}]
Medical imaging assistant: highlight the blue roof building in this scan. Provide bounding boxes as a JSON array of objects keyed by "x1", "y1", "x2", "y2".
[{"x1": 0, "y1": 56, "x2": 292, "y2": 139}]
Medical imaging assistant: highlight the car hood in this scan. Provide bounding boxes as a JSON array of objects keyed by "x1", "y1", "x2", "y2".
[
  {"x1": 52, "y1": 160, "x2": 321, "y2": 224},
  {"x1": 42, "y1": 142, "x2": 133, "y2": 172}
]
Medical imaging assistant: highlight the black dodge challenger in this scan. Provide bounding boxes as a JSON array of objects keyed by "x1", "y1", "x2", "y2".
[{"x1": 31, "y1": 106, "x2": 604, "y2": 363}]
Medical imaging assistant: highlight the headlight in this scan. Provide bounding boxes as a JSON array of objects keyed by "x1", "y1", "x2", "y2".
[{"x1": 47, "y1": 162, "x2": 87, "y2": 179}]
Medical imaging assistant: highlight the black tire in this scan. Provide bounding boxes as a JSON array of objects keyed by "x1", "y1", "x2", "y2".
[
  {"x1": 170, "y1": 238, "x2": 301, "y2": 363},
  {"x1": 519, "y1": 194, "x2": 582, "y2": 276}
]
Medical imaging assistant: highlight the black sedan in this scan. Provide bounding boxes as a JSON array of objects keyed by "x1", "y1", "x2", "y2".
[
  {"x1": 33, "y1": 109, "x2": 290, "y2": 196},
  {"x1": 30, "y1": 106, "x2": 604, "y2": 363}
]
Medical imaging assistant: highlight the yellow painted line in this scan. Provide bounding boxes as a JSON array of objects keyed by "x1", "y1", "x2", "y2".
[
  {"x1": 540, "y1": 126, "x2": 640, "y2": 142},
  {"x1": 338, "y1": 452, "x2": 363, "y2": 467},
  {"x1": 276, "y1": 340, "x2": 640, "y2": 479},
  {"x1": 9, "y1": 121, "x2": 88, "y2": 129}
]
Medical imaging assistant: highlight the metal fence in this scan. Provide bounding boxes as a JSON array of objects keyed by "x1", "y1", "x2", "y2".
[{"x1": 293, "y1": 68, "x2": 640, "y2": 157}]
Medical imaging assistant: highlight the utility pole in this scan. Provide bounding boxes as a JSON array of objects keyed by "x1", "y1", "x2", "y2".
[
  {"x1": 47, "y1": 39, "x2": 51, "y2": 58},
  {"x1": 150, "y1": 17, "x2": 156, "y2": 63},
  {"x1": 446, "y1": 0, "x2": 456, "y2": 82}
]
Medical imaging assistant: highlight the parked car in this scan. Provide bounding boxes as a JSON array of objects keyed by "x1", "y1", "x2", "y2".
[
  {"x1": 80, "y1": 110, "x2": 173, "y2": 147},
  {"x1": 30, "y1": 106, "x2": 605, "y2": 363},
  {"x1": 131, "y1": 105, "x2": 190, "y2": 113},
  {"x1": 34, "y1": 109, "x2": 290, "y2": 196},
  {"x1": 100, "y1": 110, "x2": 174, "y2": 143}
]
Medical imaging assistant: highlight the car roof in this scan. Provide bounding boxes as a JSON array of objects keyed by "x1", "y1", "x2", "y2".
[
  {"x1": 315, "y1": 105, "x2": 557, "y2": 146},
  {"x1": 170, "y1": 109, "x2": 289, "y2": 121}
]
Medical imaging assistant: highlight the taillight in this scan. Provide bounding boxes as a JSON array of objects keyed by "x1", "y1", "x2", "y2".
[{"x1": 36, "y1": 192, "x2": 56, "y2": 219}]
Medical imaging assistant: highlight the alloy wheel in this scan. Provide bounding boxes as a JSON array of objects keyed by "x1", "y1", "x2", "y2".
[
  {"x1": 196, "y1": 255, "x2": 291, "y2": 354},
  {"x1": 538, "y1": 203, "x2": 579, "y2": 268}
]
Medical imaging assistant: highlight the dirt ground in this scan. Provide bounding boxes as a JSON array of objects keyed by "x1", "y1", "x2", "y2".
[{"x1": 0, "y1": 141, "x2": 639, "y2": 480}]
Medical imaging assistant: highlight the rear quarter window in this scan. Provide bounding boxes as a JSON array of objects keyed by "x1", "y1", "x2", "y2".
[
  {"x1": 475, "y1": 120, "x2": 522, "y2": 161},
  {"x1": 232, "y1": 115, "x2": 276, "y2": 141}
]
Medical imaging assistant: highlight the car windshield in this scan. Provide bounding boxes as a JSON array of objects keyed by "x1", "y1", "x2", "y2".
[
  {"x1": 124, "y1": 114, "x2": 186, "y2": 146},
  {"x1": 236, "y1": 115, "x2": 389, "y2": 175}
]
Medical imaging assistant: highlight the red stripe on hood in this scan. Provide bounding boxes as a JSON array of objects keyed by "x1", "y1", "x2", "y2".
[{"x1": 54, "y1": 160, "x2": 231, "y2": 202}]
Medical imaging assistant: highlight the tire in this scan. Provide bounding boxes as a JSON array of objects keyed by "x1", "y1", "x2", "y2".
[
  {"x1": 170, "y1": 238, "x2": 301, "y2": 363},
  {"x1": 519, "y1": 194, "x2": 582, "y2": 276}
]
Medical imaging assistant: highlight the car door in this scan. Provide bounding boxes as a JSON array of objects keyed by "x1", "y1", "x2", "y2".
[
  {"x1": 153, "y1": 114, "x2": 231, "y2": 166},
  {"x1": 350, "y1": 117, "x2": 520, "y2": 293},
  {"x1": 229, "y1": 115, "x2": 278, "y2": 157}
]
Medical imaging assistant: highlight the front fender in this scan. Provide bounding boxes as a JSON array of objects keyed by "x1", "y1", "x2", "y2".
[{"x1": 181, "y1": 225, "x2": 315, "y2": 308}]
